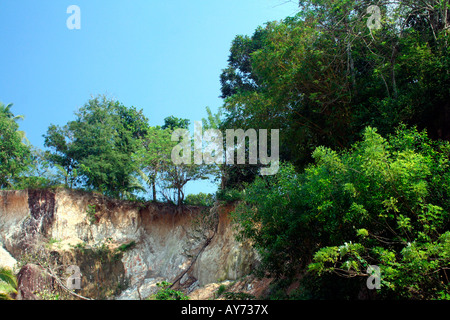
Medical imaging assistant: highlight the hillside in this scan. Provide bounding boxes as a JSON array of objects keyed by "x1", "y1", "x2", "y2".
[{"x1": 0, "y1": 189, "x2": 263, "y2": 300}]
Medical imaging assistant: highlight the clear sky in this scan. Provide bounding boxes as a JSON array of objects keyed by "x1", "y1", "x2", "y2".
[{"x1": 0, "y1": 0, "x2": 299, "y2": 196}]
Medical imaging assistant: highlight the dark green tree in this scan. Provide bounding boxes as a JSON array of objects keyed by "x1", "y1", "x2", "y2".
[
  {"x1": 135, "y1": 126, "x2": 173, "y2": 201},
  {"x1": 43, "y1": 124, "x2": 77, "y2": 188},
  {"x1": 233, "y1": 125, "x2": 450, "y2": 299},
  {"x1": 158, "y1": 115, "x2": 212, "y2": 206},
  {"x1": 44, "y1": 95, "x2": 149, "y2": 198},
  {"x1": 221, "y1": 0, "x2": 450, "y2": 170},
  {"x1": 162, "y1": 116, "x2": 190, "y2": 131},
  {"x1": 0, "y1": 102, "x2": 31, "y2": 188}
]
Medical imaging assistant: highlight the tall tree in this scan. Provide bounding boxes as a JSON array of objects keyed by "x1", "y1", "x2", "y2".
[
  {"x1": 0, "y1": 102, "x2": 31, "y2": 188},
  {"x1": 43, "y1": 124, "x2": 77, "y2": 188},
  {"x1": 158, "y1": 116, "x2": 212, "y2": 206},
  {"x1": 135, "y1": 126, "x2": 173, "y2": 201},
  {"x1": 44, "y1": 95, "x2": 149, "y2": 198},
  {"x1": 161, "y1": 116, "x2": 190, "y2": 131},
  {"x1": 0, "y1": 102, "x2": 28, "y2": 144},
  {"x1": 221, "y1": 0, "x2": 450, "y2": 170}
]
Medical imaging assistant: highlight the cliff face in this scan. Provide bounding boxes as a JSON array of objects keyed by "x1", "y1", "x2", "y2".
[{"x1": 0, "y1": 189, "x2": 259, "y2": 300}]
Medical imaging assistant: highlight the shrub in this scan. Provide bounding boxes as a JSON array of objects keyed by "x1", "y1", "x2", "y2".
[
  {"x1": 151, "y1": 281, "x2": 189, "y2": 300},
  {"x1": 233, "y1": 125, "x2": 450, "y2": 299},
  {"x1": 216, "y1": 188, "x2": 243, "y2": 203},
  {"x1": 86, "y1": 204, "x2": 98, "y2": 225},
  {"x1": 184, "y1": 192, "x2": 215, "y2": 207},
  {"x1": 117, "y1": 241, "x2": 136, "y2": 253}
]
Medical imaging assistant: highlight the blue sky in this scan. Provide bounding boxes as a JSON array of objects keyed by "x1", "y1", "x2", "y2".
[{"x1": 0, "y1": 0, "x2": 298, "y2": 196}]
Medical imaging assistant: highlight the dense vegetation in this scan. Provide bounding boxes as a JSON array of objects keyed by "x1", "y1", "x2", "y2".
[
  {"x1": 1, "y1": 96, "x2": 214, "y2": 206},
  {"x1": 234, "y1": 126, "x2": 450, "y2": 299},
  {"x1": 1, "y1": 0, "x2": 449, "y2": 299},
  {"x1": 224, "y1": 0, "x2": 450, "y2": 299}
]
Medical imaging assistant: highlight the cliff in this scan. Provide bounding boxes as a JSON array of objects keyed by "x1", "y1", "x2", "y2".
[{"x1": 0, "y1": 189, "x2": 263, "y2": 300}]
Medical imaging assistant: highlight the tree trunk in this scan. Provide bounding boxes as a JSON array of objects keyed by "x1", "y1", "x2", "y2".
[{"x1": 152, "y1": 180, "x2": 157, "y2": 202}]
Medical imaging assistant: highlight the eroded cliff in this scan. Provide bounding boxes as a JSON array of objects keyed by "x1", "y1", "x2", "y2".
[{"x1": 0, "y1": 189, "x2": 260, "y2": 300}]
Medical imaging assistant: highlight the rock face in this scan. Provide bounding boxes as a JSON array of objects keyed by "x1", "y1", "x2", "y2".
[
  {"x1": 16, "y1": 263, "x2": 54, "y2": 300},
  {"x1": 0, "y1": 189, "x2": 258, "y2": 300}
]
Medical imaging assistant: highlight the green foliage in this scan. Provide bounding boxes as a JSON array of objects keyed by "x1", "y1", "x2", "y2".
[
  {"x1": 43, "y1": 124, "x2": 77, "y2": 188},
  {"x1": 0, "y1": 102, "x2": 31, "y2": 189},
  {"x1": 13, "y1": 147, "x2": 64, "y2": 190},
  {"x1": 43, "y1": 95, "x2": 149, "y2": 199},
  {"x1": 116, "y1": 241, "x2": 136, "y2": 253},
  {"x1": 151, "y1": 281, "x2": 189, "y2": 300},
  {"x1": 157, "y1": 117, "x2": 214, "y2": 206},
  {"x1": 216, "y1": 188, "x2": 243, "y2": 203},
  {"x1": 162, "y1": 116, "x2": 190, "y2": 130},
  {"x1": 71, "y1": 238, "x2": 124, "y2": 263},
  {"x1": 216, "y1": 284, "x2": 227, "y2": 297},
  {"x1": 86, "y1": 204, "x2": 98, "y2": 225},
  {"x1": 1, "y1": 0, "x2": 449, "y2": 301},
  {"x1": 135, "y1": 126, "x2": 174, "y2": 201},
  {"x1": 0, "y1": 267, "x2": 18, "y2": 300},
  {"x1": 233, "y1": 125, "x2": 450, "y2": 299},
  {"x1": 221, "y1": 1, "x2": 450, "y2": 169},
  {"x1": 184, "y1": 192, "x2": 215, "y2": 207},
  {"x1": 35, "y1": 290, "x2": 60, "y2": 300},
  {"x1": 41, "y1": 98, "x2": 215, "y2": 203}
]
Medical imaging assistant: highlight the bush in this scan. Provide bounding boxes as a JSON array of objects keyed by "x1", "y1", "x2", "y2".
[
  {"x1": 151, "y1": 281, "x2": 189, "y2": 300},
  {"x1": 184, "y1": 192, "x2": 215, "y2": 207},
  {"x1": 216, "y1": 188, "x2": 243, "y2": 203},
  {"x1": 116, "y1": 241, "x2": 136, "y2": 253},
  {"x1": 217, "y1": 284, "x2": 227, "y2": 297},
  {"x1": 233, "y1": 125, "x2": 450, "y2": 299},
  {"x1": 86, "y1": 204, "x2": 98, "y2": 225},
  {"x1": 12, "y1": 176, "x2": 61, "y2": 190}
]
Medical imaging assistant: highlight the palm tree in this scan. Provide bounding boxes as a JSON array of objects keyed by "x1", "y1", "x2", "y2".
[
  {"x1": 0, "y1": 102, "x2": 24, "y2": 121},
  {"x1": 0, "y1": 102, "x2": 29, "y2": 144},
  {"x1": 0, "y1": 266, "x2": 18, "y2": 300}
]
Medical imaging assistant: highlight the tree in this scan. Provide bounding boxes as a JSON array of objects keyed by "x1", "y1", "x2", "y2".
[
  {"x1": 221, "y1": 0, "x2": 450, "y2": 171},
  {"x1": 0, "y1": 102, "x2": 31, "y2": 188},
  {"x1": 13, "y1": 147, "x2": 62, "y2": 189},
  {"x1": 233, "y1": 125, "x2": 450, "y2": 299},
  {"x1": 162, "y1": 116, "x2": 190, "y2": 131},
  {"x1": 219, "y1": 28, "x2": 267, "y2": 100},
  {"x1": 0, "y1": 102, "x2": 24, "y2": 122},
  {"x1": 44, "y1": 95, "x2": 149, "y2": 198},
  {"x1": 43, "y1": 124, "x2": 77, "y2": 188},
  {"x1": 184, "y1": 192, "x2": 215, "y2": 206},
  {"x1": 0, "y1": 102, "x2": 29, "y2": 144},
  {"x1": 135, "y1": 126, "x2": 173, "y2": 201},
  {"x1": 159, "y1": 160, "x2": 210, "y2": 207},
  {"x1": 201, "y1": 106, "x2": 227, "y2": 189},
  {"x1": 157, "y1": 116, "x2": 212, "y2": 206},
  {"x1": 219, "y1": 30, "x2": 269, "y2": 190}
]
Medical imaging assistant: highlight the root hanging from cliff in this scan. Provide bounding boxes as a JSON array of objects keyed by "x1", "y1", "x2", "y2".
[
  {"x1": 169, "y1": 203, "x2": 220, "y2": 289},
  {"x1": 36, "y1": 261, "x2": 93, "y2": 301}
]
